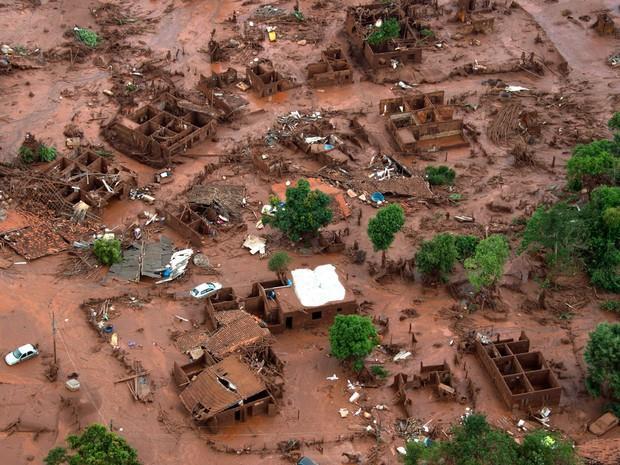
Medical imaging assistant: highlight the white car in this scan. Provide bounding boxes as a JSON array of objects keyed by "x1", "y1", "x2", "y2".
[
  {"x1": 190, "y1": 282, "x2": 223, "y2": 299},
  {"x1": 5, "y1": 344, "x2": 39, "y2": 366}
]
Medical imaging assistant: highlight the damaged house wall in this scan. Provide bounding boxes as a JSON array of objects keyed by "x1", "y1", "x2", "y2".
[
  {"x1": 105, "y1": 93, "x2": 217, "y2": 168},
  {"x1": 379, "y1": 91, "x2": 468, "y2": 153},
  {"x1": 475, "y1": 331, "x2": 562, "y2": 410},
  {"x1": 246, "y1": 59, "x2": 297, "y2": 98},
  {"x1": 307, "y1": 47, "x2": 354, "y2": 87}
]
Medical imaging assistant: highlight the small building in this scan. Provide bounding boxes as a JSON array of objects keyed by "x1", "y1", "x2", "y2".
[
  {"x1": 379, "y1": 90, "x2": 468, "y2": 153},
  {"x1": 244, "y1": 265, "x2": 358, "y2": 333},
  {"x1": 344, "y1": 2, "x2": 425, "y2": 70},
  {"x1": 246, "y1": 59, "x2": 296, "y2": 98},
  {"x1": 175, "y1": 356, "x2": 276, "y2": 432},
  {"x1": 475, "y1": 331, "x2": 562, "y2": 410},
  {"x1": 105, "y1": 93, "x2": 217, "y2": 167},
  {"x1": 307, "y1": 47, "x2": 354, "y2": 87}
]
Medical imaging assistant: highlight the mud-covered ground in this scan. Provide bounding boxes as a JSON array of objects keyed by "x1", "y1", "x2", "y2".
[{"x1": 1, "y1": 0, "x2": 619, "y2": 464}]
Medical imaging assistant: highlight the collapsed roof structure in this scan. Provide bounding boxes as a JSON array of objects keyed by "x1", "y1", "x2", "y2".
[
  {"x1": 307, "y1": 47, "x2": 354, "y2": 87},
  {"x1": 246, "y1": 58, "x2": 297, "y2": 98}
]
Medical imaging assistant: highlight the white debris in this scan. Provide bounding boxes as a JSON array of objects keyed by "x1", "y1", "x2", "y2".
[
  {"x1": 326, "y1": 374, "x2": 339, "y2": 381},
  {"x1": 339, "y1": 408, "x2": 349, "y2": 418},
  {"x1": 354, "y1": 408, "x2": 362, "y2": 416},
  {"x1": 349, "y1": 392, "x2": 360, "y2": 403},
  {"x1": 505, "y1": 85, "x2": 529, "y2": 93},
  {"x1": 397, "y1": 446, "x2": 407, "y2": 455},
  {"x1": 243, "y1": 235, "x2": 266, "y2": 255},
  {"x1": 393, "y1": 350, "x2": 412, "y2": 362},
  {"x1": 156, "y1": 249, "x2": 194, "y2": 284}
]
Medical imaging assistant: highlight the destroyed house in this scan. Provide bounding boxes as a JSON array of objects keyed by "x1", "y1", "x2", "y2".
[
  {"x1": 105, "y1": 93, "x2": 217, "y2": 168},
  {"x1": 307, "y1": 47, "x2": 354, "y2": 87},
  {"x1": 174, "y1": 356, "x2": 276, "y2": 431},
  {"x1": 379, "y1": 91, "x2": 467, "y2": 153},
  {"x1": 41, "y1": 148, "x2": 135, "y2": 215},
  {"x1": 246, "y1": 59, "x2": 296, "y2": 98},
  {"x1": 344, "y1": 2, "x2": 424, "y2": 70},
  {"x1": 243, "y1": 265, "x2": 358, "y2": 333},
  {"x1": 475, "y1": 331, "x2": 562, "y2": 409},
  {"x1": 197, "y1": 71, "x2": 249, "y2": 119},
  {"x1": 455, "y1": 0, "x2": 495, "y2": 34}
]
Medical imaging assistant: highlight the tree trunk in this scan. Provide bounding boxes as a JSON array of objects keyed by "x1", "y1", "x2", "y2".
[{"x1": 381, "y1": 250, "x2": 386, "y2": 268}]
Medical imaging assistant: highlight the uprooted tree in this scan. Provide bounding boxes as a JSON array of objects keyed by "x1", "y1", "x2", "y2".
[
  {"x1": 367, "y1": 203, "x2": 405, "y2": 267},
  {"x1": 262, "y1": 179, "x2": 332, "y2": 242},
  {"x1": 44, "y1": 423, "x2": 141, "y2": 465},
  {"x1": 268, "y1": 251, "x2": 292, "y2": 284},
  {"x1": 329, "y1": 314, "x2": 378, "y2": 371},
  {"x1": 93, "y1": 238, "x2": 123, "y2": 266}
]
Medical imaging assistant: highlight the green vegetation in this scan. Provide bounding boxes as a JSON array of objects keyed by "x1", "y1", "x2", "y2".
[
  {"x1": 370, "y1": 365, "x2": 389, "y2": 378},
  {"x1": 19, "y1": 145, "x2": 35, "y2": 163},
  {"x1": 329, "y1": 315, "x2": 378, "y2": 370},
  {"x1": 38, "y1": 144, "x2": 58, "y2": 162},
  {"x1": 425, "y1": 165, "x2": 456, "y2": 186},
  {"x1": 367, "y1": 203, "x2": 405, "y2": 265},
  {"x1": 454, "y1": 235, "x2": 480, "y2": 261},
  {"x1": 262, "y1": 179, "x2": 332, "y2": 242},
  {"x1": 464, "y1": 235, "x2": 510, "y2": 291},
  {"x1": 367, "y1": 17, "x2": 401, "y2": 46},
  {"x1": 420, "y1": 28, "x2": 435, "y2": 38},
  {"x1": 44, "y1": 424, "x2": 140, "y2": 465},
  {"x1": 415, "y1": 233, "x2": 458, "y2": 282},
  {"x1": 93, "y1": 238, "x2": 122, "y2": 266},
  {"x1": 74, "y1": 27, "x2": 101, "y2": 48},
  {"x1": 601, "y1": 300, "x2": 620, "y2": 313},
  {"x1": 585, "y1": 323, "x2": 620, "y2": 400},
  {"x1": 268, "y1": 251, "x2": 292, "y2": 284},
  {"x1": 403, "y1": 413, "x2": 579, "y2": 465}
]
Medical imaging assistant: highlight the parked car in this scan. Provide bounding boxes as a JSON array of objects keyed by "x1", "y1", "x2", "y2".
[
  {"x1": 190, "y1": 282, "x2": 223, "y2": 299},
  {"x1": 297, "y1": 458, "x2": 319, "y2": 465},
  {"x1": 5, "y1": 344, "x2": 39, "y2": 366}
]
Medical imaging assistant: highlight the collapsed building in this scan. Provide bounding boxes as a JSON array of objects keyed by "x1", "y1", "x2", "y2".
[
  {"x1": 105, "y1": 93, "x2": 217, "y2": 168},
  {"x1": 475, "y1": 331, "x2": 562, "y2": 410},
  {"x1": 379, "y1": 91, "x2": 467, "y2": 153},
  {"x1": 455, "y1": 0, "x2": 495, "y2": 34},
  {"x1": 344, "y1": 2, "x2": 428, "y2": 70},
  {"x1": 307, "y1": 47, "x2": 354, "y2": 87},
  {"x1": 246, "y1": 58, "x2": 297, "y2": 97},
  {"x1": 196, "y1": 69, "x2": 249, "y2": 119}
]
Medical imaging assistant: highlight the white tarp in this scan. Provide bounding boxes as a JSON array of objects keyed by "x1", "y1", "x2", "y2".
[{"x1": 291, "y1": 264, "x2": 346, "y2": 307}]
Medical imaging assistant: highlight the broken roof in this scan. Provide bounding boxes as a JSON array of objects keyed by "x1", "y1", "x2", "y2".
[{"x1": 178, "y1": 357, "x2": 267, "y2": 418}]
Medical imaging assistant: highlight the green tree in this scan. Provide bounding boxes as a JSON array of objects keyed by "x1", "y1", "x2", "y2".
[
  {"x1": 268, "y1": 251, "x2": 292, "y2": 284},
  {"x1": 38, "y1": 144, "x2": 57, "y2": 162},
  {"x1": 566, "y1": 139, "x2": 619, "y2": 190},
  {"x1": 425, "y1": 165, "x2": 456, "y2": 186},
  {"x1": 367, "y1": 203, "x2": 405, "y2": 266},
  {"x1": 464, "y1": 234, "x2": 509, "y2": 291},
  {"x1": 609, "y1": 112, "x2": 620, "y2": 132},
  {"x1": 584, "y1": 323, "x2": 620, "y2": 399},
  {"x1": 93, "y1": 238, "x2": 122, "y2": 266},
  {"x1": 263, "y1": 179, "x2": 332, "y2": 242},
  {"x1": 455, "y1": 234, "x2": 480, "y2": 261},
  {"x1": 44, "y1": 424, "x2": 140, "y2": 465},
  {"x1": 329, "y1": 315, "x2": 378, "y2": 370},
  {"x1": 415, "y1": 233, "x2": 458, "y2": 282},
  {"x1": 520, "y1": 202, "x2": 585, "y2": 268},
  {"x1": 367, "y1": 17, "x2": 400, "y2": 46},
  {"x1": 518, "y1": 430, "x2": 580, "y2": 465}
]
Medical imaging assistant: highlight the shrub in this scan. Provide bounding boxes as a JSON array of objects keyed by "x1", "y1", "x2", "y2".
[
  {"x1": 464, "y1": 234, "x2": 509, "y2": 291},
  {"x1": 370, "y1": 365, "x2": 389, "y2": 378},
  {"x1": 74, "y1": 27, "x2": 101, "y2": 48},
  {"x1": 44, "y1": 424, "x2": 140, "y2": 465},
  {"x1": 518, "y1": 430, "x2": 580, "y2": 465},
  {"x1": 19, "y1": 145, "x2": 35, "y2": 163},
  {"x1": 454, "y1": 235, "x2": 480, "y2": 261},
  {"x1": 601, "y1": 300, "x2": 620, "y2": 313},
  {"x1": 329, "y1": 315, "x2": 378, "y2": 368},
  {"x1": 262, "y1": 179, "x2": 332, "y2": 242},
  {"x1": 584, "y1": 322, "x2": 620, "y2": 399},
  {"x1": 38, "y1": 144, "x2": 57, "y2": 162},
  {"x1": 415, "y1": 233, "x2": 457, "y2": 282},
  {"x1": 93, "y1": 238, "x2": 122, "y2": 266},
  {"x1": 268, "y1": 251, "x2": 292, "y2": 283},
  {"x1": 367, "y1": 17, "x2": 400, "y2": 45},
  {"x1": 425, "y1": 165, "x2": 456, "y2": 186},
  {"x1": 566, "y1": 139, "x2": 619, "y2": 190}
]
